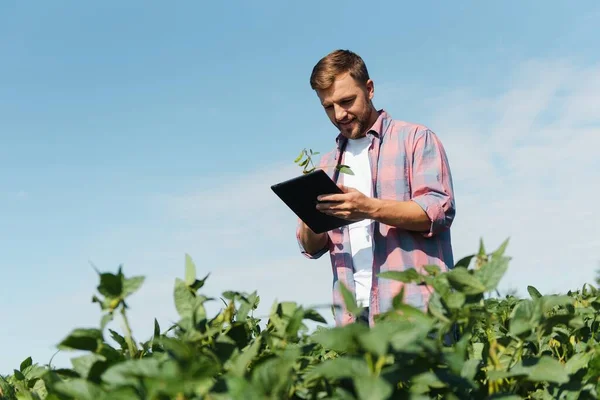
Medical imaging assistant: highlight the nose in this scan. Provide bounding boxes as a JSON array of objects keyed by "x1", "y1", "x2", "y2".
[{"x1": 334, "y1": 104, "x2": 347, "y2": 122}]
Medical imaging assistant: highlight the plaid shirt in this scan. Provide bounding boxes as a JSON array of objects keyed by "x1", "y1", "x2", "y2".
[{"x1": 297, "y1": 110, "x2": 456, "y2": 326}]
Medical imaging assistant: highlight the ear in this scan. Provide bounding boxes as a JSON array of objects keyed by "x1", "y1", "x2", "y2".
[{"x1": 366, "y1": 79, "x2": 374, "y2": 100}]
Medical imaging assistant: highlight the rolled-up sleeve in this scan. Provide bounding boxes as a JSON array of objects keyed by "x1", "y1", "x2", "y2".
[
  {"x1": 296, "y1": 218, "x2": 330, "y2": 258},
  {"x1": 410, "y1": 128, "x2": 456, "y2": 237}
]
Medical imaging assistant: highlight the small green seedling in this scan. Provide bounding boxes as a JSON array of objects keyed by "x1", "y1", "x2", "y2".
[{"x1": 294, "y1": 148, "x2": 353, "y2": 175}]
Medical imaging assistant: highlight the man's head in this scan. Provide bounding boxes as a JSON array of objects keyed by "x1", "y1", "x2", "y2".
[{"x1": 310, "y1": 49, "x2": 379, "y2": 139}]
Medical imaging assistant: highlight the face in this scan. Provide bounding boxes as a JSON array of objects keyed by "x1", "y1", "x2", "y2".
[{"x1": 316, "y1": 72, "x2": 376, "y2": 139}]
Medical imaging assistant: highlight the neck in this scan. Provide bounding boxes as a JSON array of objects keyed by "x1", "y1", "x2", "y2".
[{"x1": 367, "y1": 106, "x2": 380, "y2": 128}]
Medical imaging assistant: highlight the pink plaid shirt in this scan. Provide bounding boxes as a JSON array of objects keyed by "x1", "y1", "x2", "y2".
[{"x1": 297, "y1": 110, "x2": 456, "y2": 326}]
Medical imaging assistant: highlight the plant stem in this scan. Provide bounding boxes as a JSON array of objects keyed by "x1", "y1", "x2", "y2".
[
  {"x1": 121, "y1": 306, "x2": 136, "y2": 358},
  {"x1": 308, "y1": 155, "x2": 316, "y2": 171}
]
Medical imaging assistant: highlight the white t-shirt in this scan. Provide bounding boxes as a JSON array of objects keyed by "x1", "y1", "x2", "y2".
[{"x1": 342, "y1": 136, "x2": 374, "y2": 308}]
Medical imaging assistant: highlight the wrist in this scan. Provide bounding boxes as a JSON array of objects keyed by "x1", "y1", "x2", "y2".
[
  {"x1": 365, "y1": 197, "x2": 382, "y2": 220},
  {"x1": 301, "y1": 221, "x2": 325, "y2": 238}
]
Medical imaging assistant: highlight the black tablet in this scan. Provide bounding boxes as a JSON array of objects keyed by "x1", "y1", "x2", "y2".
[{"x1": 271, "y1": 169, "x2": 351, "y2": 234}]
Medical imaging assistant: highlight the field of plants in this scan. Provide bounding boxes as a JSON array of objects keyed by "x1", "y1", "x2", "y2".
[{"x1": 1, "y1": 239, "x2": 599, "y2": 399}]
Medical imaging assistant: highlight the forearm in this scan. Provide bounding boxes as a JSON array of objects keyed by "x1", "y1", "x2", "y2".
[
  {"x1": 298, "y1": 222, "x2": 329, "y2": 255},
  {"x1": 368, "y1": 198, "x2": 431, "y2": 232}
]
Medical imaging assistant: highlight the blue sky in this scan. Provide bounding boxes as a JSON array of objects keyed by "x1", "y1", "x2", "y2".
[{"x1": 1, "y1": 1, "x2": 599, "y2": 373}]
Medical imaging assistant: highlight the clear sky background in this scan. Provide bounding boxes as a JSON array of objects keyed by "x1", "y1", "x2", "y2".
[{"x1": 1, "y1": 1, "x2": 599, "y2": 373}]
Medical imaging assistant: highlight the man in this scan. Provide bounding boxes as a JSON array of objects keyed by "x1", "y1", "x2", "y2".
[{"x1": 297, "y1": 49, "x2": 456, "y2": 327}]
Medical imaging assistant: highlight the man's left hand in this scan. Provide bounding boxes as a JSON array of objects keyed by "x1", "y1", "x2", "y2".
[{"x1": 316, "y1": 185, "x2": 376, "y2": 221}]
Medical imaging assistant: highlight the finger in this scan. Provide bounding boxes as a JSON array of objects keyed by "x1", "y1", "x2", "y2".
[
  {"x1": 317, "y1": 202, "x2": 350, "y2": 212},
  {"x1": 323, "y1": 209, "x2": 357, "y2": 220},
  {"x1": 317, "y1": 193, "x2": 347, "y2": 202},
  {"x1": 316, "y1": 202, "x2": 338, "y2": 211},
  {"x1": 337, "y1": 184, "x2": 358, "y2": 193}
]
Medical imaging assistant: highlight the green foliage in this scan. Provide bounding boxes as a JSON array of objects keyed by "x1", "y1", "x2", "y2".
[
  {"x1": 2, "y1": 241, "x2": 599, "y2": 399},
  {"x1": 294, "y1": 148, "x2": 353, "y2": 176}
]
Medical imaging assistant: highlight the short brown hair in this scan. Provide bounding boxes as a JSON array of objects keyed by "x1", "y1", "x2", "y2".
[{"x1": 309, "y1": 49, "x2": 370, "y2": 90}]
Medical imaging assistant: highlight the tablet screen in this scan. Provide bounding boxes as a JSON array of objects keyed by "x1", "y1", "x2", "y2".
[{"x1": 271, "y1": 169, "x2": 351, "y2": 233}]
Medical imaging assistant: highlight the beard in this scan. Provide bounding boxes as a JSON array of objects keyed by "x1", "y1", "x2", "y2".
[{"x1": 336, "y1": 114, "x2": 369, "y2": 139}]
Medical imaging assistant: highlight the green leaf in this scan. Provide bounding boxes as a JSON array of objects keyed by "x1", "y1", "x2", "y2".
[
  {"x1": 122, "y1": 276, "x2": 144, "y2": 297},
  {"x1": 150, "y1": 319, "x2": 161, "y2": 352},
  {"x1": 388, "y1": 320, "x2": 435, "y2": 351},
  {"x1": 527, "y1": 285, "x2": 542, "y2": 299},
  {"x1": 478, "y1": 238, "x2": 486, "y2": 257},
  {"x1": 52, "y1": 378, "x2": 104, "y2": 400},
  {"x1": 71, "y1": 354, "x2": 107, "y2": 380},
  {"x1": 100, "y1": 313, "x2": 113, "y2": 331},
  {"x1": 294, "y1": 149, "x2": 304, "y2": 163},
  {"x1": 226, "y1": 376, "x2": 265, "y2": 400},
  {"x1": 568, "y1": 315, "x2": 585, "y2": 330},
  {"x1": 222, "y1": 290, "x2": 244, "y2": 300},
  {"x1": 303, "y1": 309, "x2": 327, "y2": 324},
  {"x1": 443, "y1": 331, "x2": 471, "y2": 375},
  {"x1": 339, "y1": 282, "x2": 361, "y2": 316},
  {"x1": 251, "y1": 347, "x2": 299, "y2": 397},
  {"x1": 471, "y1": 342, "x2": 484, "y2": 360},
  {"x1": 512, "y1": 356, "x2": 570, "y2": 384},
  {"x1": 424, "y1": 264, "x2": 441, "y2": 276},
  {"x1": 229, "y1": 335, "x2": 262, "y2": 377},
  {"x1": 432, "y1": 274, "x2": 452, "y2": 298},
  {"x1": 378, "y1": 268, "x2": 422, "y2": 283},
  {"x1": 285, "y1": 308, "x2": 306, "y2": 337},
  {"x1": 410, "y1": 371, "x2": 447, "y2": 393},
  {"x1": 475, "y1": 255, "x2": 510, "y2": 291},
  {"x1": 337, "y1": 165, "x2": 354, "y2": 175},
  {"x1": 174, "y1": 278, "x2": 195, "y2": 318},
  {"x1": 109, "y1": 329, "x2": 127, "y2": 350},
  {"x1": 157, "y1": 337, "x2": 194, "y2": 363},
  {"x1": 354, "y1": 375, "x2": 393, "y2": 400},
  {"x1": 51, "y1": 368, "x2": 80, "y2": 378},
  {"x1": 13, "y1": 369, "x2": 26, "y2": 381},
  {"x1": 58, "y1": 328, "x2": 103, "y2": 352},
  {"x1": 275, "y1": 301, "x2": 298, "y2": 318},
  {"x1": 540, "y1": 294, "x2": 573, "y2": 313},
  {"x1": 392, "y1": 286, "x2": 406, "y2": 309},
  {"x1": 427, "y1": 292, "x2": 451, "y2": 323},
  {"x1": 565, "y1": 351, "x2": 591, "y2": 375},
  {"x1": 0, "y1": 376, "x2": 15, "y2": 398},
  {"x1": 153, "y1": 318, "x2": 160, "y2": 337},
  {"x1": 185, "y1": 253, "x2": 196, "y2": 286},
  {"x1": 444, "y1": 291, "x2": 466, "y2": 310},
  {"x1": 492, "y1": 237, "x2": 510, "y2": 258},
  {"x1": 101, "y1": 358, "x2": 165, "y2": 388},
  {"x1": 461, "y1": 359, "x2": 481, "y2": 381},
  {"x1": 510, "y1": 300, "x2": 534, "y2": 336},
  {"x1": 20, "y1": 357, "x2": 32, "y2": 372},
  {"x1": 190, "y1": 273, "x2": 210, "y2": 291},
  {"x1": 454, "y1": 254, "x2": 475, "y2": 269},
  {"x1": 306, "y1": 357, "x2": 370, "y2": 380},
  {"x1": 487, "y1": 369, "x2": 524, "y2": 381},
  {"x1": 446, "y1": 267, "x2": 486, "y2": 295},
  {"x1": 356, "y1": 321, "x2": 397, "y2": 356},
  {"x1": 97, "y1": 272, "x2": 123, "y2": 297},
  {"x1": 311, "y1": 323, "x2": 369, "y2": 354},
  {"x1": 236, "y1": 295, "x2": 255, "y2": 322}
]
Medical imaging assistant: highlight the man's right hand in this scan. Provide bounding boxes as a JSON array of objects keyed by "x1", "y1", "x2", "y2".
[{"x1": 298, "y1": 221, "x2": 329, "y2": 255}]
